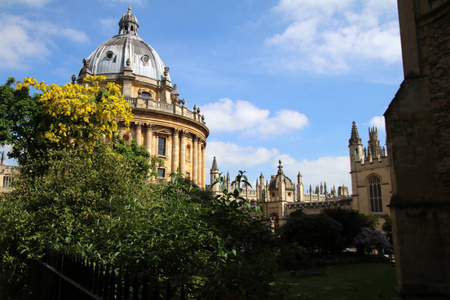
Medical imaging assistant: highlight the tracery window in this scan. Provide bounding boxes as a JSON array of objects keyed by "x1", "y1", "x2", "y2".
[
  {"x1": 158, "y1": 137, "x2": 166, "y2": 156},
  {"x1": 3, "y1": 176, "x2": 12, "y2": 188},
  {"x1": 368, "y1": 175, "x2": 383, "y2": 213}
]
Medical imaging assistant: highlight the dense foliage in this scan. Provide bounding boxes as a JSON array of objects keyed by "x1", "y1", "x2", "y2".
[
  {"x1": 280, "y1": 210, "x2": 343, "y2": 254},
  {"x1": 0, "y1": 78, "x2": 278, "y2": 299},
  {"x1": 322, "y1": 207, "x2": 379, "y2": 249},
  {"x1": 0, "y1": 144, "x2": 276, "y2": 299},
  {"x1": 353, "y1": 228, "x2": 392, "y2": 254},
  {"x1": 0, "y1": 77, "x2": 132, "y2": 166}
]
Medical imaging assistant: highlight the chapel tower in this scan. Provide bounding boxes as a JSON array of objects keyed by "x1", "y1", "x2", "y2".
[{"x1": 348, "y1": 121, "x2": 391, "y2": 215}]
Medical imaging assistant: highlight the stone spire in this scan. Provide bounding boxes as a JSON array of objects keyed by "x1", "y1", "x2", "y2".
[
  {"x1": 349, "y1": 121, "x2": 362, "y2": 146},
  {"x1": 210, "y1": 156, "x2": 220, "y2": 192},
  {"x1": 277, "y1": 159, "x2": 284, "y2": 175},
  {"x1": 211, "y1": 156, "x2": 218, "y2": 172}
]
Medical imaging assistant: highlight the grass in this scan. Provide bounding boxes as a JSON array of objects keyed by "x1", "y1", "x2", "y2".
[{"x1": 274, "y1": 263, "x2": 397, "y2": 300}]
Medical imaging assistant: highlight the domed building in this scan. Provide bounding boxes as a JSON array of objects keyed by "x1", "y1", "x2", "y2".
[{"x1": 77, "y1": 7, "x2": 209, "y2": 187}]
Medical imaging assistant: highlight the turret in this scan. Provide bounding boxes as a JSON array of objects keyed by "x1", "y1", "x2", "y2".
[
  {"x1": 210, "y1": 156, "x2": 220, "y2": 192},
  {"x1": 297, "y1": 171, "x2": 304, "y2": 201},
  {"x1": 368, "y1": 127, "x2": 383, "y2": 159},
  {"x1": 349, "y1": 121, "x2": 364, "y2": 163}
]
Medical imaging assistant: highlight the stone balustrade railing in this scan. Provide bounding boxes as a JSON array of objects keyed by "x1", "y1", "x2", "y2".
[{"x1": 125, "y1": 97, "x2": 206, "y2": 125}]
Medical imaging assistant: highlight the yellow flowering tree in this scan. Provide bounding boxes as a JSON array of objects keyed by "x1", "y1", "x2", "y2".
[{"x1": 15, "y1": 76, "x2": 132, "y2": 152}]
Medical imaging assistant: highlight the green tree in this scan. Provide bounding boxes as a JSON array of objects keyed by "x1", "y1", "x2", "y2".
[
  {"x1": 281, "y1": 211, "x2": 343, "y2": 254},
  {"x1": 0, "y1": 147, "x2": 277, "y2": 299},
  {"x1": 0, "y1": 78, "x2": 48, "y2": 165},
  {"x1": 322, "y1": 207, "x2": 379, "y2": 250},
  {"x1": 0, "y1": 76, "x2": 133, "y2": 166}
]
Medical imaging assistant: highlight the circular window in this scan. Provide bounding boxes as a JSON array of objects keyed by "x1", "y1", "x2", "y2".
[
  {"x1": 142, "y1": 55, "x2": 150, "y2": 63},
  {"x1": 106, "y1": 51, "x2": 114, "y2": 60}
]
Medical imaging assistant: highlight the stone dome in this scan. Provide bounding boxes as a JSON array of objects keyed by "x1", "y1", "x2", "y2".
[{"x1": 81, "y1": 7, "x2": 170, "y2": 82}]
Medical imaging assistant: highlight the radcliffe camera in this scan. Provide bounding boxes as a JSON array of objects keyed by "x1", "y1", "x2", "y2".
[{"x1": 0, "y1": 1, "x2": 448, "y2": 299}]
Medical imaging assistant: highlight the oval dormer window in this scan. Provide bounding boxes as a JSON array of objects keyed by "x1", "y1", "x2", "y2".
[
  {"x1": 106, "y1": 51, "x2": 114, "y2": 61},
  {"x1": 142, "y1": 55, "x2": 150, "y2": 64}
]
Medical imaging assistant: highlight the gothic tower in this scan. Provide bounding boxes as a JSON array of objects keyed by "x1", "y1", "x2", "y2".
[{"x1": 348, "y1": 121, "x2": 391, "y2": 214}]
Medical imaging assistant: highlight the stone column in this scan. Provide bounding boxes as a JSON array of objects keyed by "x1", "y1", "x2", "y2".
[
  {"x1": 145, "y1": 124, "x2": 153, "y2": 155},
  {"x1": 171, "y1": 128, "x2": 180, "y2": 174},
  {"x1": 202, "y1": 141, "x2": 206, "y2": 188},
  {"x1": 179, "y1": 131, "x2": 186, "y2": 176},
  {"x1": 193, "y1": 136, "x2": 198, "y2": 184},
  {"x1": 135, "y1": 122, "x2": 142, "y2": 146},
  {"x1": 198, "y1": 141, "x2": 203, "y2": 188}
]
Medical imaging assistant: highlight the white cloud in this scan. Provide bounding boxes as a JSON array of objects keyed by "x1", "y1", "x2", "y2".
[
  {"x1": 369, "y1": 116, "x2": 385, "y2": 131},
  {"x1": 265, "y1": 0, "x2": 401, "y2": 73},
  {"x1": 0, "y1": 0, "x2": 52, "y2": 7},
  {"x1": 206, "y1": 141, "x2": 279, "y2": 169},
  {"x1": 202, "y1": 98, "x2": 308, "y2": 137},
  {"x1": 278, "y1": 154, "x2": 351, "y2": 192},
  {"x1": 205, "y1": 141, "x2": 351, "y2": 192},
  {"x1": 0, "y1": 14, "x2": 88, "y2": 70}
]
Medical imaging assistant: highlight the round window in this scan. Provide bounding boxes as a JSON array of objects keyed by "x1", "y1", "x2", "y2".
[
  {"x1": 142, "y1": 55, "x2": 150, "y2": 63},
  {"x1": 106, "y1": 51, "x2": 114, "y2": 60}
]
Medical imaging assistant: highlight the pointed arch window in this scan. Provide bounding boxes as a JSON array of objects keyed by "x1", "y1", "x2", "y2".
[{"x1": 368, "y1": 175, "x2": 383, "y2": 213}]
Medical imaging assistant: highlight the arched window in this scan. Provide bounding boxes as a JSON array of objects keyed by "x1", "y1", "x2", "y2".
[{"x1": 368, "y1": 175, "x2": 383, "y2": 213}]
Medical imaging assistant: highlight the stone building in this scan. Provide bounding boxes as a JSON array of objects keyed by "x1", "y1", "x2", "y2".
[
  {"x1": 0, "y1": 152, "x2": 16, "y2": 193},
  {"x1": 77, "y1": 8, "x2": 209, "y2": 187},
  {"x1": 384, "y1": 0, "x2": 450, "y2": 298},
  {"x1": 209, "y1": 157, "x2": 352, "y2": 227},
  {"x1": 348, "y1": 122, "x2": 391, "y2": 216}
]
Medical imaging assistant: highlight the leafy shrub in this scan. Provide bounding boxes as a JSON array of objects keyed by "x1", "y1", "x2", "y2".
[
  {"x1": 0, "y1": 149, "x2": 278, "y2": 299},
  {"x1": 278, "y1": 243, "x2": 310, "y2": 270},
  {"x1": 353, "y1": 227, "x2": 392, "y2": 255},
  {"x1": 281, "y1": 213, "x2": 343, "y2": 254},
  {"x1": 322, "y1": 208, "x2": 379, "y2": 250}
]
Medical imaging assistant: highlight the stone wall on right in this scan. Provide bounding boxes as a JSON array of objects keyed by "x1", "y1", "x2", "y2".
[{"x1": 384, "y1": 0, "x2": 450, "y2": 299}]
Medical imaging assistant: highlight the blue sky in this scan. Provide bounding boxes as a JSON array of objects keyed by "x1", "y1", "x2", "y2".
[{"x1": 0, "y1": 0, "x2": 403, "y2": 192}]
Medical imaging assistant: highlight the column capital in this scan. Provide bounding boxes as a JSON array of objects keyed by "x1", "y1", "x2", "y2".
[{"x1": 180, "y1": 129, "x2": 189, "y2": 137}]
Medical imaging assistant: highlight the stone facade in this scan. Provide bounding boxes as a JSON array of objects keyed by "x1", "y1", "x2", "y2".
[
  {"x1": 209, "y1": 157, "x2": 351, "y2": 227},
  {"x1": 384, "y1": 1, "x2": 450, "y2": 298},
  {"x1": 0, "y1": 152, "x2": 16, "y2": 193},
  {"x1": 77, "y1": 8, "x2": 209, "y2": 187},
  {"x1": 349, "y1": 122, "x2": 392, "y2": 216}
]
